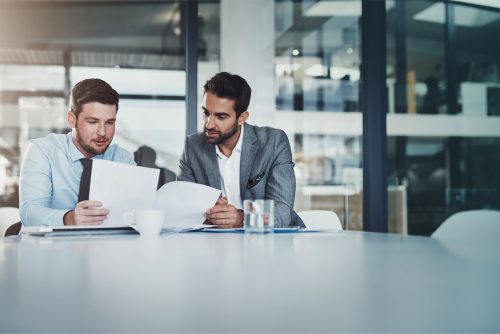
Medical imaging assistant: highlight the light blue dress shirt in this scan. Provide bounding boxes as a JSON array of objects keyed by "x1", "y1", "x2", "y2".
[{"x1": 20, "y1": 132, "x2": 135, "y2": 226}]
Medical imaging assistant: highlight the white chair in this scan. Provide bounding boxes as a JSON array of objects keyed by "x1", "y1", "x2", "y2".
[
  {"x1": 298, "y1": 210, "x2": 343, "y2": 230},
  {"x1": 432, "y1": 210, "x2": 500, "y2": 242},
  {"x1": 0, "y1": 207, "x2": 21, "y2": 238}
]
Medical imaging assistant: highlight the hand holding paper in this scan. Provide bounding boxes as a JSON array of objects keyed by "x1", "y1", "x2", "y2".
[
  {"x1": 205, "y1": 196, "x2": 244, "y2": 228},
  {"x1": 89, "y1": 160, "x2": 159, "y2": 226},
  {"x1": 88, "y1": 161, "x2": 220, "y2": 231},
  {"x1": 154, "y1": 181, "x2": 221, "y2": 230},
  {"x1": 64, "y1": 200, "x2": 108, "y2": 225}
]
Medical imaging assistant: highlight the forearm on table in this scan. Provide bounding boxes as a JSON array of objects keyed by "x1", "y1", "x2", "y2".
[{"x1": 21, "y1": 203, "x2": 68, "y2": 227}]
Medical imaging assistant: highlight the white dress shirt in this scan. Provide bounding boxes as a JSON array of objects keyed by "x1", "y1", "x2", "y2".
[{"x1": 215, "y1": 125, "x2": 244, "y2": 209}]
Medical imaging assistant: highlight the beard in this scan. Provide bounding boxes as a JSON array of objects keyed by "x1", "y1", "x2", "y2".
[
  {"x1": 204, "y1": 121, "x2": 239, "y2": 145},
  {"x1": 75, "y1": 131, "x2": 111, "y2": 156}
]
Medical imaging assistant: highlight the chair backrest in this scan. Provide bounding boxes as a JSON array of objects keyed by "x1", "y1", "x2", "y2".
[
  {"x1": 0, "y1": 207, "x2": 21, "y2": 238},
  {"x1": 432, "y1": 210, "x2": 500, "y2": 242},
  {"x1": 297, "y1": 210, "x2": 343, "y2": 230}
]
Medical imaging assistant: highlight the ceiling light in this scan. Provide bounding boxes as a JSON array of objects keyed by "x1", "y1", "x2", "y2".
[
  {"x1": 305, "y1": 0, "x2": 395, "y2": 17},
  {"x1": 452, "y1": 0, "x2": 500, "y2": 10},
  {"x1": 414, "y1": 2, "x2": 500, "y2": 27},
  {"x1": 330, "y1": 66, "x2": 360, "y2": 81},
  {"x1": 305, "y1": 64, "x2": 325, "y2": 77}
]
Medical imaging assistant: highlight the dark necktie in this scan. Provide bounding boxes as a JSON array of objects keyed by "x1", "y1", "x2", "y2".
[{"x1": 78, "y1": 158, "x2": 93, "y2": 202}]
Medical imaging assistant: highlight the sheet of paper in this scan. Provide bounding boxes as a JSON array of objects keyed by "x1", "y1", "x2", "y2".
[
  {"x1": 161, "y1": 225, "x2": 210, "y2": 233},
  {"x1": 154, "y1": 181, "x2": 221, "y2": 228},
  {"x1": 89, "y1": 160, "x2": 160, "y2": 226}
]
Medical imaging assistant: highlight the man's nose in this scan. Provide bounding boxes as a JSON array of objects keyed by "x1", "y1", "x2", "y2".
[
  {"x1": 97, "y1": 123, "x2": 106, "y2": 136},
  {"x1": 205, "y1": 115, "x2": 215, "y2": 129}
]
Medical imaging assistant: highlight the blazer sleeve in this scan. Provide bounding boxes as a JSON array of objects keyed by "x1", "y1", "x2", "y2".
[
  {"x1": 266, "y1": 130, "x2": 296, "y2": 227},
  {"x1": 178, "y1": 137, "x2": 195, "y2": 182}
]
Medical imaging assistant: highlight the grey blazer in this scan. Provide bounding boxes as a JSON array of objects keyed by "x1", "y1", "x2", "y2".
[{"x1": 178, "y1": 123, "x2": 305, "y2": 228}]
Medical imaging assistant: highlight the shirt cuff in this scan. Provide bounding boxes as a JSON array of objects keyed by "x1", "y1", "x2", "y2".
[
  {"x1": 62, "y1": 210, "x2": 73, "y2": 225},
  {"x1": 47, "y1": 209, "x2": 71, "y2": 227}
]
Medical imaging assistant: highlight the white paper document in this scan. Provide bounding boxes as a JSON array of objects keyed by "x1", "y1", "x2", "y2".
[
  {"x1": 89, "y1": 160, "x2": 160, "y2": 226},
  {"x1": 154, "y1": 181, "x2": 221, "y2": 231}
]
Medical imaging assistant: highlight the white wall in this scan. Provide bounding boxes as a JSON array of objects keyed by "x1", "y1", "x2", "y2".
[{"x1": 220, "y1": 0, "x2": 276, "y2": 127}]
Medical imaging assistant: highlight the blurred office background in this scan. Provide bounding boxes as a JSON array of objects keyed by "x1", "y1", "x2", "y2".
[{"x1": 0, "y1": 0, "x2": 499, "y2": 235}]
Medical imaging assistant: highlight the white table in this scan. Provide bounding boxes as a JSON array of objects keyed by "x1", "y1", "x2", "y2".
[{"x1": 1, "y1": 231, "x2": 499, "y2": 332}]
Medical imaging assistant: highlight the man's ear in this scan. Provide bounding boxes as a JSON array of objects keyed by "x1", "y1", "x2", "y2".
[
  {"x1": 67, "y1": 111, "x2": 76, "y2": 129},
  {"x1": 238, "y1": 111, "x2": 249, "y2": 125}
]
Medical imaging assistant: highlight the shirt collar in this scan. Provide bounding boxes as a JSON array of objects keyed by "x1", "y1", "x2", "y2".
[
  {"x1": 215, "y1": 124, "x2": 244, "y2": 160},
  {"x1": 67, "y1": 131, "x2": 105, "y2": 163}
]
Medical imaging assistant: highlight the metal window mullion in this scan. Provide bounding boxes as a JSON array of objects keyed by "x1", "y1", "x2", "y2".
[
  {"x1": 184, "y1": 0, "x2": 198, "y2": 136},
  {"x1": 361, "y1": 0, "x2": 388, "y2": 233}
]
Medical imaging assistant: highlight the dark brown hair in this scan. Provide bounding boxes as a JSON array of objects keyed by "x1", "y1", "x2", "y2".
[
  {"x1": 69, "y1": 78, "x2": 119, "y2": 118},
  {"x1": 203, "y1": 72, "x2": 251, "y2": 117}
]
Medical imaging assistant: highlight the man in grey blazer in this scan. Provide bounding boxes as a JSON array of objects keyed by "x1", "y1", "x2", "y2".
[{"x1": 178, "y1": 72, "x2": 304, "y2": 228}]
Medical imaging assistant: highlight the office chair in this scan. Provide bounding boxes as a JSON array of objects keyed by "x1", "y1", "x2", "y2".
[
  {"x1": 432, "y1": 210, "x2": 500, "y2": 242},
  {"x1": 0, "y1": 207, "x2": 22, "y2": 238},
  {"x1": 297, "y1": 210, "x2": 343, "y2": 230}
]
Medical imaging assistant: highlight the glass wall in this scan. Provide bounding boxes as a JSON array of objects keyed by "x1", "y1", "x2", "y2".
[
  {"x1": 4, "y1": 0, "x2": 497, "y2": 234},
  {"x1": 0, "y1": 1, "x2": 222, "y2": 210},
  {"x1": 274, "y1": 0, "x2": 364, "y2": 230},
  {"x1": 387, "y1": 0, "x2": 500, "y2": 235}
]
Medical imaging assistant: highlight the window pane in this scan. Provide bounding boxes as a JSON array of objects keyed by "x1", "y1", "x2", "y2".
[
  {"x1": 274, "y1": 0, "x2": 363, "y2": 229},
  {"x1": 387, "y1": 0, "x2": 500, "y2": 235},
  {"x1": 0, "y1": 1, "x2": 185, "y2": 206}
]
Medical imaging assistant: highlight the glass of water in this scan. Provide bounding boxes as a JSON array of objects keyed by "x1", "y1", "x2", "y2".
[{"x1": 243, "y1": 199, "x2": 274, "y2": 233}]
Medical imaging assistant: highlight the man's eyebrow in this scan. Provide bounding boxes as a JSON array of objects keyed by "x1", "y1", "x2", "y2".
[
  {"x1": 201, "y1": 107, "x2": 230, "y2": 117},
  {"x1": 84, "y1": 117, "x2": 116, "y2": 121}
]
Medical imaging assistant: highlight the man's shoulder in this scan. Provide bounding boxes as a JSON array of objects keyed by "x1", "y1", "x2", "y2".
[
  {"x1": 185, "y1": 132, "x2": 209, "y2": 149},
  {"x1": 106, "y1": 144, "x2": 134, "y2": 164},
  {"x1": 30, "y1": 133, "x2": 68, "y2": 153},
  {"x1": 246, "y1": 124, "x2": 287, "y2": 144}
]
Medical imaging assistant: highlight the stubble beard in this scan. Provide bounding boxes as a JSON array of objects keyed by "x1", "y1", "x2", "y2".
[
  {"x1": 204, "y1": 122, "x2": 239, "y2": 145},
  {"x1": 75, "y1": 129, "x2": 110, "y2": 156}
]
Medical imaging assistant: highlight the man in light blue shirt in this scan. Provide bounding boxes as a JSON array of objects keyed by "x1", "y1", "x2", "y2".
[{"x1": 20, "y1": 79, "x2": 135, "y2": 226}]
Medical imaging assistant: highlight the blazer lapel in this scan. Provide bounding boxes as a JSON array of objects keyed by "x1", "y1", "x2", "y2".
[
  {"x1": 203, "y1": 143, "x2": 221, "y2": 189},
  {"x1": 240, "y1": 123, "x2": 259, "y2": 199}
]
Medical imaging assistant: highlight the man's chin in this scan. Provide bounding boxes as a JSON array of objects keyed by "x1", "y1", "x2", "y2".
[
  {"x1": 204, "y1": 134, "x2": 221, "y2": 144},
  {"x1": 86, "y1": 144, "x2": 110, "y2": 156}
]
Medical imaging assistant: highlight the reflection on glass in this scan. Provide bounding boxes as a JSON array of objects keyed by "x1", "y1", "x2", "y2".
[
  {"x1": 117, "y1": 99, "x2": 186, "y2": 172},
  {"x1": 0, "y1": 1, "x2": 186, "y2": 209},
  {"x1": 387, "y1": 0, "x2": 448, "y2": 115},
  {"x1": 275, "y1": 0, "x2": 364, "y2": 230},
  {"x1": 386, "y1": 0, "x2": 500, "y2": 235},
  {"x1": 456, "y1": 4, "x2": 500, "y2": 117},
  {"x1": 275, "y1": 1, "x2": 361, "y2": 112}
]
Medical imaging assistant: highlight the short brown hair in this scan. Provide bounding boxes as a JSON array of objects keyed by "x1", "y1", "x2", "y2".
[{"x1": 69, "y1": 78, "x2": 119, "y2": 118}]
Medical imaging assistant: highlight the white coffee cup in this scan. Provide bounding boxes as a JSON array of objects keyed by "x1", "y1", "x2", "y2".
[{"x1": 124, "y1": 209, "x2": 165, "y2": 237}]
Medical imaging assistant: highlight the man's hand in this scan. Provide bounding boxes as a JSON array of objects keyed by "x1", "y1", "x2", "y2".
[
  {"x1": 205, "y1": 197, "x2": 244, "y2": 228},
  {"x1": 64, "y1": 200, "x2": 109, "y2": 226}
]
